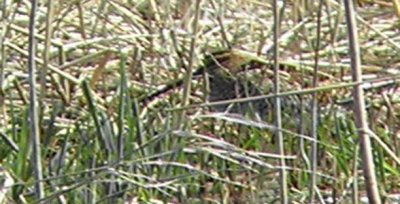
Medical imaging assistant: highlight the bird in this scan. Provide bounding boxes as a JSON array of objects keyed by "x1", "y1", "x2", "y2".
[
  {"x1": 143, "y1": 49, "x2": 298, "y2": 121},
  {"x1": 202, "y1": 50, "x2": 271, "y2": 120}
]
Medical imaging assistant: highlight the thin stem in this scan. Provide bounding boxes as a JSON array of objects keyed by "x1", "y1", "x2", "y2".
[
  {"x1": 272, "y1": 0, "x2": 288, "y2": 203},
  {"x1": 309, "y1": 1, "x2": 323, "y2": 202},
  {"x1": 40, "y1": 0, "x2": 54, "y2": 109},
  {"x1": 343, "y1": 0, "x2": 381, "y2": 203},
  {"x1": 28, "y1": 0, "x2": 44, "y2": 199},
  {"x1": 180, "y1": 0, "x2": 202, "y2": 124}
]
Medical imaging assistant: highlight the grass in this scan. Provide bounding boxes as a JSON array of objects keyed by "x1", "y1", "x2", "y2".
[{"x1": 0, "y1": 0, "x2": 400, "y2": 203}]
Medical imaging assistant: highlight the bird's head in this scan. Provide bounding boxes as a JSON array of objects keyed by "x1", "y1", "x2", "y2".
[{"x1": 203, "y1": 49, "x2": 269, "y2": 77}]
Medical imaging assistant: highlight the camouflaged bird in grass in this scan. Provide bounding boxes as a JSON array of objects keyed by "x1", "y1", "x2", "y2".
[
  {"x1": 144, "y1": 49, "x2": 306, "y2": 121},
  {"x1": 202, "y1": 50, "x2": 306, "y2": 122},
  {"x1": 202, "y1": 50, "x2": 273, "y2": 120}
]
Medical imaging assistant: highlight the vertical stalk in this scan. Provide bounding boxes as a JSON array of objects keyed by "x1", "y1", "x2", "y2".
[
  {"x1": 41, "y1": 0, "x2": 54, "y2": 108},
  {"x1": 343, "y1": 0, "x2": 381, "y2": 203},
  {"x1": 309, "y1": 1, "x2": 323, "y2": 202},
  {"x1": 180, "y1": 0, "x2": 201, "y2": 123},
  {"x1": 0, "y1": 0, "x2": 7, "y2": 96},
  {"x1": 28, "y1": 0, "x2": 44, "y2": 199},
  {"x1": 272, "y1": 0, "x2": 288, "y2": 203}
]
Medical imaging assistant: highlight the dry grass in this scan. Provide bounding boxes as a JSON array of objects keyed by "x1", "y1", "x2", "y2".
[{"x1": 0, "y1": 0, "x2": 400, "y2": 203}]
